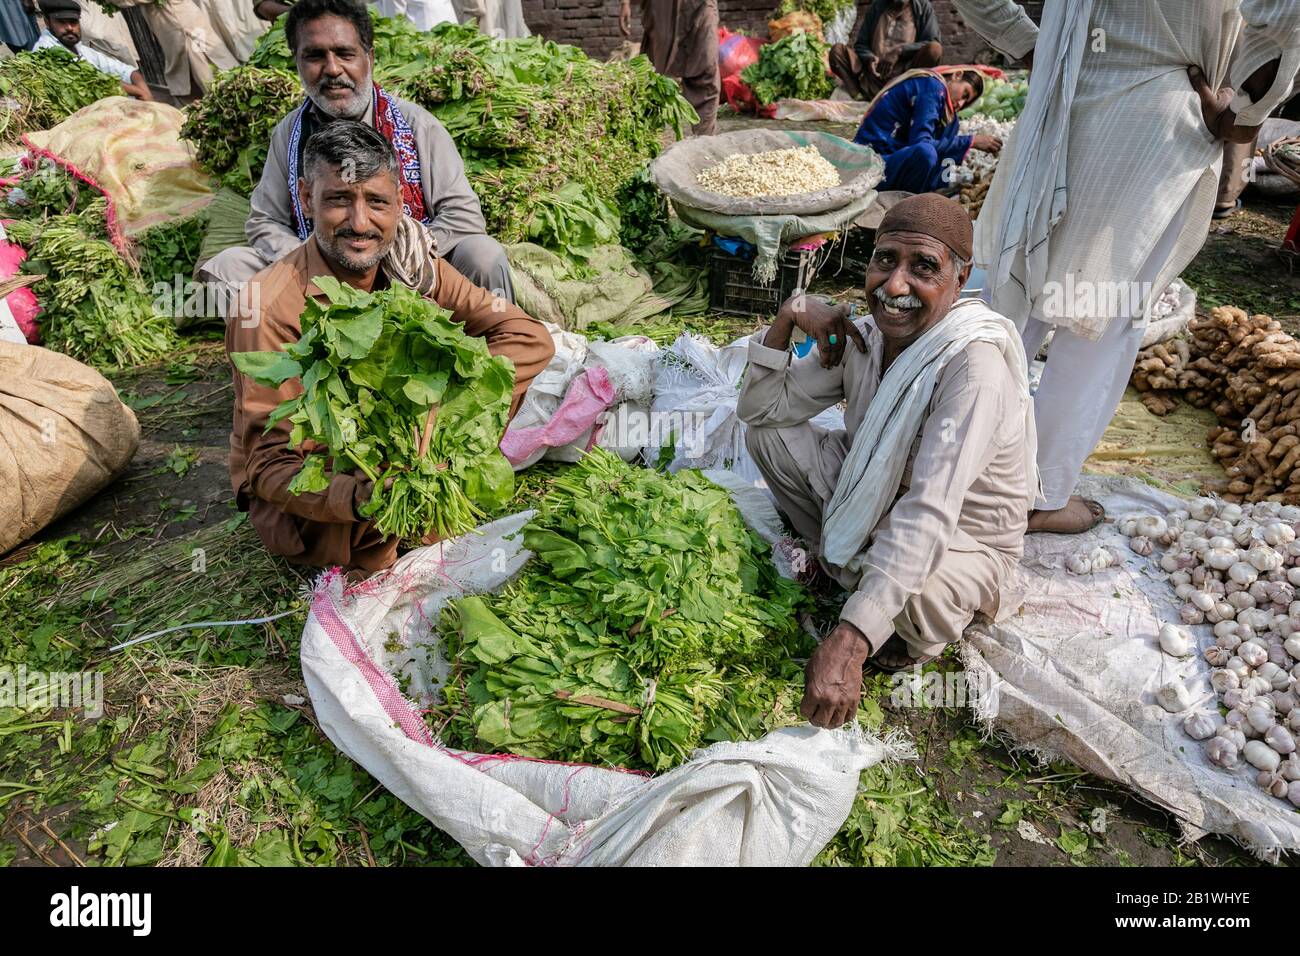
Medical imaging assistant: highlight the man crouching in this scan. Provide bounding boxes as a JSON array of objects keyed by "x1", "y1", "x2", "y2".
[
  {"x1": 738, "y1": 193, "x2": 1037, "y2": 728},
  {"x1": 227, "y1": 121, "x2": 554, "y2": 573}
]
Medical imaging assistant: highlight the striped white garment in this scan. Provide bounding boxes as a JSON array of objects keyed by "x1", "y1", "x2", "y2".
[{"x1": 952, "y1": 0, "x2": 1300, "y2": 341}]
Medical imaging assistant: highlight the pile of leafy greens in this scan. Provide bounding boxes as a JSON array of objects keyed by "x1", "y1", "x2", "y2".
[
  {"x1": 178, "y1": 66, "x2": 301, "y2": 196},
  {"x1": 430, "y1": 449, "x2": 812, "y2": 772},
  {"x1": 741, "y1": 32, "x2": 834, "y2": 106},
  {"x1": 0, "y1": 157, "x2": 102, "y2": 224},
  {"x1": 133, "y1": 210, "x2": 210, "y2": 290},
  {"x1": 186, "y1": 15, "x2": 693, "y2": 271},
  {"x1": 231, "y1": 277, "x2": 516, "y2": 541},
  {"x1": 5, "y1": 201, "x2": 177, "y2": 370},
  {"x1": 0, "y1": 48, "x2": 122, "y2": 142}
]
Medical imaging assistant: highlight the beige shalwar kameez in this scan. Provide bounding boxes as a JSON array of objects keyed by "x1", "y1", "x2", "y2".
[
  {"x1": 738, "y1": 315, "x2": 1036, "y2": 658},
  {"x1": 114, "y1": 0, "x2": 237, "y2": 97}
]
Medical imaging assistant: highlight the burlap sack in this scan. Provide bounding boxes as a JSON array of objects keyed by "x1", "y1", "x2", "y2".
[{"x1": 0, "y1": 341, "x2": 140, "y2": 555}]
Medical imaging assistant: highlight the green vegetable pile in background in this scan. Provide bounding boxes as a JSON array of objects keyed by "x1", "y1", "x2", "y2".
[
  {"x1": 431, "y1": 449, "x2": 812, "y2": 771},
  {"x1": 178, "y1": 66, "x2": 301, "y2": 196},
  {"x1": 0, "y1": 158, "x2": 102, "y2": 224},
  {"x1": 186, "y1": 15, "x2": 695, "y2": 270},
  {"x1": 5, "y1": 201, "x2": 177, "y2": 370},
  {"x1": 231, "y1": 277, "x2": 516, "y2": 541},
  {"x1": 773, "y1": 0, "x2": 854, "y2": 28},
  {"x1": 741, "y1": 32, "x2": 834, "y2": 106},
  {"x1": 0, "y1": 48, "x2": 122, "y2": 143},
  {"x1": 958, "y1": 75, "x2": 1028, "y2": 121}
]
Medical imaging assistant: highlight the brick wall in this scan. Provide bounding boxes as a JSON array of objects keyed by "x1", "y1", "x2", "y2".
[{"x1": 520, "y1": 0, "x2": 1043, "y2": 65}]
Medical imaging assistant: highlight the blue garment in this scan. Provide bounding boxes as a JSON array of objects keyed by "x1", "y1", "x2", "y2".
[
  {"x1": 853, "y1": 75, "x2": 972, "y2": 193},
  {"x1": 0, "y1": 0, "x2": 38, "y2": 51}
]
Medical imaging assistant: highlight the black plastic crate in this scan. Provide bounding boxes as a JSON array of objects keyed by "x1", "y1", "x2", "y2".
[{"x1": 709, "y1": 245, "x2": 821, "y2": 317}]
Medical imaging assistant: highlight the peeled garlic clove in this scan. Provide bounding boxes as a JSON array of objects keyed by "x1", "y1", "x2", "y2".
[
  {"x1": 1183, "y1": 711, "x2": 1219, "y2": 740},
  {"x1": 1158, "y1": 622, "x2": 1191, "y2": 657},
  {"x1": 1206, "y1": 736, "x2": 1240, "y2": 768},
  {"x1": 1239, "y1": 641, "x2": 1268, "y2": 667},
  {"x1": 1266, "y1": 724, "x2": 1297, "y2": 754},
  {"x1": 1210, "y1": 667, "x2": 1239, "y2": 693},
  {"x1": 1156, "y1": 681, "x2": 1193, "y2": 713},
  {"x1": 1257, "y1": 770, "x2": 1289, "y2": 798},
  {"x1": 1245, "y1": 739, "x2": 1282, "y2": 771}
]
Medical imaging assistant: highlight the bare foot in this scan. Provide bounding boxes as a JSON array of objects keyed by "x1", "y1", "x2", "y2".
[
  {"x1": 867, "y1": 635, "x2": 939, "y2": 673},
  {"x1": 1027, "y1": 495, "x2": 1104, "y2": 534}
]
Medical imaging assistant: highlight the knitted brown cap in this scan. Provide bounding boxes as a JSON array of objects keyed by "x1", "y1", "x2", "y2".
[{"x1": 876, "y1": 192, "x2": 973, "y2": 262}]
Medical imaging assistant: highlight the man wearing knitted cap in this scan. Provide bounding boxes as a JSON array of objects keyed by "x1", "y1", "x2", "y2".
[
  {"x1": 739, "y1": 193, "x2": 1037, "y2": 723},
  {"x1": 33, "y1": 0, "x2": 151, "y2": 100}
]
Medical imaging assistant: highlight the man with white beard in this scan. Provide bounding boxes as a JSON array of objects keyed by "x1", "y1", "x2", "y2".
[
  {"x1": 952, "y1": 0, "x2": 1300, "y2": 533},
  {"x1": 200, "y1": 0, "x2": 512, "y2": 303}
]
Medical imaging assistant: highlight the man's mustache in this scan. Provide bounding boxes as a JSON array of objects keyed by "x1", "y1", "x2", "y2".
[
  {"x1": 336, "y1": 228, "x2": 382, "y2": 241},
  {"x1": 319, "y1": 77, "x2": 356, "y2": 91},
  {"x1": 873, "y1": 286, "x2": 924, "y2": 309}
]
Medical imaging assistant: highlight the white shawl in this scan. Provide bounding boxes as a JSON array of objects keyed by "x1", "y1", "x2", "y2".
[{"x1": 821, "y1": 298, "x2": 1036, "y2": 573}]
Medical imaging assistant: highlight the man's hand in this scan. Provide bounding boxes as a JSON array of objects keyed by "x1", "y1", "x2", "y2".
[
  {"x1": 1188, "y1": 65, "x2": 1260, "y2": 144},
  {"x1": 971, "y1": 134, "x2": 1002, "y2": 153},
  {"x1": 354, "y1": 474, "x2": 395, "y2": 520},
  {"x1": 861, "y1": 51, "x2": 880, "y2": 80},
  {"x1": 619, "y1": 0, "x2": 632, "y2": 37},
  {"x1": 800, "y1": 622, "x2": 872, "y2": 729},
  {"x1": 781, "y1": 296, "x2": 867, "y2": 369}
]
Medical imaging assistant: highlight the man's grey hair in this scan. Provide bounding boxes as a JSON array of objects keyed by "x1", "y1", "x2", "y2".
[{"x1": 302, "y1": 121, "x2": 400, "y2": 185}]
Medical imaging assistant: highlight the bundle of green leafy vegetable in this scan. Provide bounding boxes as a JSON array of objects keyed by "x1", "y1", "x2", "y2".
[
  {"x1": 741, "y1": 32, "x2": 834, "y2": 106},
  {"x1": 0, "y1": 48, "x2": 122, "y2": 141},
  {"x1": 430, "y1": 449, "x2": 812, "y2": 771},
  {"x1": 5, "y1": 201, "x2": 177, "y2": 370},
  {"x1": 231, "y1": 277, "x2": 516, "y2": 541},
  {"x1": 193, "y1": 15, "x2": 693, "y2": 271},
  {"x1": 132, "y1": 210, "x2": 210, "y2": 289},
  {"x1": 0, "y1": 157, "x2": 103, "y2": 225},
  {"x1": 178, "y1": 66, "x2": 301, "y2": 196}
]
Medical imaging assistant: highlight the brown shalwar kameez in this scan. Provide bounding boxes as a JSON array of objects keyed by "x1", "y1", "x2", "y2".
[
  {"x1": 226, "y1": 238, "x2": 555, "y2": 572},
  {"x1": 641, "y1": 0, "x2": 719, "y2": 136},
  {"x1": 738, "y1": 315, "x2": 1035, "y2": 659}
]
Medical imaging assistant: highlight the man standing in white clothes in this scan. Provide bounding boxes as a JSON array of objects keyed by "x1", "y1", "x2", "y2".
[
  {"x1": 952, "y1": 0, "x2": 1300, "y2": 533},
  {"x1": 34, "y1": 0, "x2": 151, "y2": 99}
]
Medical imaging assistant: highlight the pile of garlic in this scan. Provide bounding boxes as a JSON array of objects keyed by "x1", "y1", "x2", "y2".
[{"x1": 1116, "y1": 497, "x2": 1300, "y2": 805}]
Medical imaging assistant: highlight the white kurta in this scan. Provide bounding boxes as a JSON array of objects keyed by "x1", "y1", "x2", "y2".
[
  {"x1": 112, "y1": 0, "x2": 237, "y2": 96},
  {"x1": 33, "y1": 30, "x2": 135, "y2": 83},
  {"x1": 76, "y1": 4, "x2": 139, "y2": 68},
  {"x1": 954, "y1": 0, "x2": 1300, "y2": 338},
  {"x1": 953, "y1": 0, "x2": 1300, "y2": 510}
]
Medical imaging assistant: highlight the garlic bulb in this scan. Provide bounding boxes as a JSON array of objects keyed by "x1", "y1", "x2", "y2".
[
  {"x1": 1129, "y1": 536, "x2": 1154, "y2": 557},
  {"x1": 1226, "y1": 656, "x2": 1250, "y2": 679},
  {"x1": 1288, "y1": 567, "x2": 1300, "y2": 587},
  {"x1": 1210, "y1": 668, "x2": 1239, "y2": 693},
  {"x1": 1189, "y1": 498, "x2": 1218, "y2": 520},
  {"x1": 1244, "y1": 675, "x2": 1276, "y2": 698},
  {"x1": 1179, "y1": 603, "x2": 1205, "y2": 625},
  {"x1": 1258, "y1": 661, "x2": 1291, "y2": 691},
  {"x1": 1135, "y1": 516, "x2": 1167, "y2": 539},
  {"x1": 1226, "y1": 590, "x2": 1256, "y2": 610},
  {"x1": 1248, "y1": 546, "x2": 1284, "y2": 572},
  {"x1": 1183, "y1": 711, "x2": 1218, "y2": 740},
  {"x1": 1204, "y1": 646, "x2": 1231, "y2": 667},
  {"x1": 1268, "y1": 642, "x2": 1290, "y2": 667},
  {"x1": 1215, "y1": 632, "x2": 1242, "y2": 652},
  {"x1": 1156, "y1": 681, "x2": 1193, "y2": 713},
  {"x1": 1220, "y1": 503, "x2": 1244, "y2": 523},
  {"x1": 1247, "y1": 700, "x2": 1277, "y2": 733},
  {"x1": 1271, "y1": 690, "x2": 1297, "y2": 715},
  {"x1": 1239, "y1": 641, "x2": 1269, "y2": 667},
  {"x1": 1116, "y1": 514, "x2": 1140, "y2": 536},
  {"x1": 1280, "y1": 506, "x2": 1300, "y2": 523},
  {"x1": 1216, "y1": 724, "x2": 1246, "y2": 749},
  {"x1": 1158, "y1": 622, "x2": 1192, "y2": 657},
  {"x1": 1281, "y1": 754, "x2": 1300, "y2": 781},
  {"x1": 1263, "y1": 522, "x2": 1298, "y2": 547},
  {"x1": 1205, "y1": 547, "x2": 1237, "y2": 570},
  {"x1": 1161, "y1": 553, "x2": 1182, "y2": 573},
  {"x1": 1190, "y1": 590, "x2": 1216, "y2": 612},
  {"x1": 1170, "y1": 570, "x2": 1192, "y2": 587},
  {"x1": 1229, "y1": 561, "x2": 1259, "y2": 585},
  {"x1": 1245, "y1": 739, "x2": 1282, "y2": 771},
  {"x1": 1206, "y1": 737, "x2": 1240, "y2": 768},
  {"x1": 1065, "y1": 553, "x2": 1093, "y2": 575},
  {"x1": 1266, "y1": 724, "x2": 1297, "y2": 754},
  {"x1": 1088, "y1": 547, "x2": 1116, "y2": 571},
  {"x1": 1258, "y1": 770, "x2": 1289, "y2": 798},
  {"x1": 1291, "y1": 710, "x2": 1300, "y2": 733},
  {"x1": 1224, "y1": 689, "x2": 1249, "y2": 710}
]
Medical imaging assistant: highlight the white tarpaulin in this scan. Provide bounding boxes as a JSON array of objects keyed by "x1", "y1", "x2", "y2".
[
  {"x1": 963, "y1": 474, "x2": 1300, "y2": 859},
  {"x1": 299, "y1": 510, "x2": 911, "y2": 867}
]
